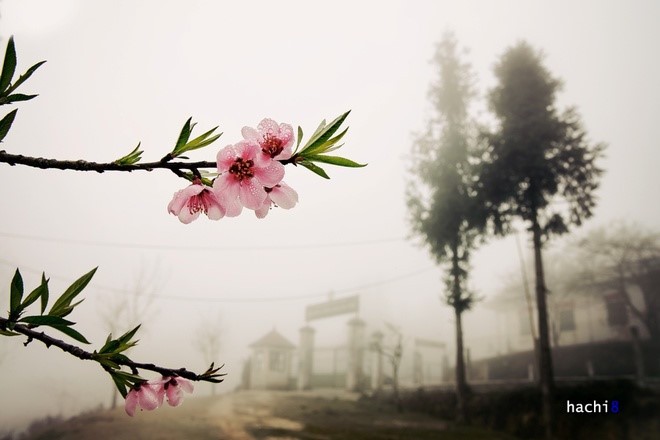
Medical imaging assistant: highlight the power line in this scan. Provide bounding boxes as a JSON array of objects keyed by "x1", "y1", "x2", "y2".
[
  {"x1": 0, "y1": 231, "x2": 405, "y2": 251},
  {"x1": 0, "y1": 257, "x2": 436, "y2": 303}
]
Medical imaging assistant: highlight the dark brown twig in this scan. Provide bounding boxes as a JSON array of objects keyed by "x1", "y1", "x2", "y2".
[
  {"x1": 0, "y1": 317, "x2": 225, "y2": 382},
  {"x1": 0, "y1": 150, "x2": 297, "y2": 173}
]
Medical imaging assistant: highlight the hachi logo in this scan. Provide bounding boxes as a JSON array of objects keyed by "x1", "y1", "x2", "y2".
[{"x1": 566, "y1": 400, "x2": 620, "y2": 413}]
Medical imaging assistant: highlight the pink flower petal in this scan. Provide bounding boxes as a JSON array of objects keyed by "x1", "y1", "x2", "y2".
[
  {"x1": 166, "y1": 385, "x2": 184, "y2": 407},
  {"x1": 241, "y1": 126, "x2": 260, "y2": 142},
  {"x1": 255, "y1": 199, "x2": 271, "y2": 218},
  {"x1": 138, "y1": 384, "x2": 161, "y2": 411},
  {"x1": 257, "y1": 118, "x2": 280, "y2": 134},
  {"x1": 216, "y1": 145, "x2": 238, "y2": 172},
  {"x1": 178, "y1": 207, "x2": 201, "y2": 224},
  {"x1": 213, "y1": 175, "x2": 243, "y2": 217},
  {"x1": 254, "y1": 161, "x2": 285, "y2": 187},
  {"x1": 125, "y1": 389, "x2": 139, "y2": 416},
  {"x1": 201, "y1": 191, "x2": 225, "y2": 220},
  {"x1": 239, "y1": 141, "x2": 260, "y2": 162},
  {"x1": 168, "y1": 184, "x2": 201, "y2": 214},
  {"x1": 239, "y1": 179, "x2": 267, "y2": 210},
  {"x1": 177, "y1": 377, "x2": 194, "y2": 394},
  {"x1": 269, "y1": 182, "x2": 298, "y2": 209}
]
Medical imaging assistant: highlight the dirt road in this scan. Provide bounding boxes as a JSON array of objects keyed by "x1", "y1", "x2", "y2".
[{"x1": 21, "y1": 390, "x2": 516, "y2": 439}]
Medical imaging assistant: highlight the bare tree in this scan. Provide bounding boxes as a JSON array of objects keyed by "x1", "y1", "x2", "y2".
[
  {"x1": 564, "y1": 222, "x2": 660, "y2": 344},
  {"x1": 370, "y1": 322, "x2": 403, "y2": 412},
  {"x1": 194, "y1": 312, "x2": 223, "y2": 396}
]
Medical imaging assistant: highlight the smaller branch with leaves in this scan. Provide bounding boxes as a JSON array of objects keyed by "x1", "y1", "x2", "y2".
[{"x1": 0, "y1": 267, "x2": 225, "y2": 415}]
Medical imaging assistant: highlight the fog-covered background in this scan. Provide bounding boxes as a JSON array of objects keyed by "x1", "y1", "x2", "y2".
[{"x1": 1, "y1": 0, "x2": 659, "y2": 433}]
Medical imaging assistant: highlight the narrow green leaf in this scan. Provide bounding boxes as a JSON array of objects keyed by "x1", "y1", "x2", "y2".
[
  {"x1": 5, "y1": 60, "x2": 46, "y2": 95},
  {"x1": 299, "y1": 160, "x2": 330, "y2": 179},
  {"x1": 50, "y1": 267, "x2": 97, "y2": 315},
  {"x1": 113, "y1": 370, "x2": 144, "y2": 383},
  {"x1": 302, "y1": 127, "x2": 349, "y2": 156},
  {"x1": 40, "y1": 274, "x2": 49, "y2": 315},
  {"x1": 0, "y1": 109, "x2": 18, "y2": 143},
  {"x1": 300, "y1": 111, "x2": 350, "y2": 154},
  {"x1": 113, "y1": 142, "x2": 143, "y2": 165},
  {"x1": 53, "y1": 299, "x2": 84, "y2": 319},
  {"x1": 110, "y1": 372, "x2": 129, "y2": 399},
  {"x1": 184, "y1": 126, "x2": 218, "y2": 148},
  {"x1": 117, "y1": 324, "x2": 141, "y2": 345},
  {"x1": 0, "y1": 329, "x2": 19, "y2": 336},
  {"x1": 21, "y1": 275, "x2": 49, "y2": 310},
  {"x1": 173, "y1": 117, "x2": 194, "y2": 154},
  {"x1": 19, "y1": 315, "x2": 75, "y2": 326},
  {"x1": 294, "y1": 126, "x2": 304, "y2": 154},
  {"x1": 309, "y1": 119, "x2": 327, "y2": 142},
  {"x1": 48, "y1": 324, "x2": 90, "y2": 344},
  {"x1": 99, "y1": 337, "x2": 120, "y2": 354},
  {"x1": 0, "y1": 93, "x2": 38, "y2": 105},
  {"x1": 304, "y1": 154, "x2": 367, "y2": 168},
  {"x1": 0, "y1": 36, "x2": 17, "y2": 93},
  {"x1": 97, "y1": 357, "x2": 120, "y2": 370},
  {"x1": 10, "y1": 268, "x2": 24, "y2": 314}
]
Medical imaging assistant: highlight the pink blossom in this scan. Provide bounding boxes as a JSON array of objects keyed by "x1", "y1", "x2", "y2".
[
  {"x1": 167, "y1": 180, "x2": 226, "y2": 224},
  {"x1": 255, "y1": 182, "x2": 299, "y2": 218},
  {"x1": 124, "y1": 381, "x2": 162, "y2": 416},
  {"x1": 215, "y1": 141, "x2": 285, "y2": 211},
  {"x1": 149, "y1": 376, "x2": 194, "y2": 407},
  {"x1": 242, "y1": 118, "x2": 295, "y2": 161}
]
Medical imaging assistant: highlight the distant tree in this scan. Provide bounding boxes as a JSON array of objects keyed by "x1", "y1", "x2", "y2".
[
  {"x1": 194, "y1": 313, "x2": 223, "y2": 396},
  {"x1": 478, "y1": 42, "x2": 605, "y2": 437},
  {"x1": 369, "y1": 323, "x2": 403, "y2": 412},
  {"x1": 564, "y1": 222, "x2": 660, "y2": 343},
  {"x1": 407, "y1": 33, "x2": 485, "y2": 423}
]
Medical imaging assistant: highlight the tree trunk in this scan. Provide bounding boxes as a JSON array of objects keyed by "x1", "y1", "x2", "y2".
[
  {"x1": 110, "y1": 386, "x2": 118, "y2": 410},
  {"x1": 455, "y1": 306, "x2": 467, "y2": 423},
  {"x1": 531, "y1": 213, "x2": 554, "y2": 439}
]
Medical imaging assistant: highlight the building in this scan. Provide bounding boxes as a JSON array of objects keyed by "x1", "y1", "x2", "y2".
[{"x1": 246, "y1": 329, "x2": 296, "y2": 390}]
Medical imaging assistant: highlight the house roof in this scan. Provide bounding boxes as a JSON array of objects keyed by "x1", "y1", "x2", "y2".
[{"x1": 249, "y1": 329, "x2": 295, "y2": 349}]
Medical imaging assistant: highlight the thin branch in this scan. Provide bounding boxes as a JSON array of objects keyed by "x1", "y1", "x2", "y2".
[
  {"x1": 0, "y1": 150, "x2": 298, "y2": 173},
  {"x1": 0, "y1": 150, "x2": 216, "y2": 173},
  {"x1": 0, "y1": 317, "x2": 225, "y2": 382}
]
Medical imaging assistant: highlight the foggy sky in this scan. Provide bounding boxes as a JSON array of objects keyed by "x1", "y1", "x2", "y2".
[{"x1": 1, "y1": 0, "x2": 659, "y2": 433}]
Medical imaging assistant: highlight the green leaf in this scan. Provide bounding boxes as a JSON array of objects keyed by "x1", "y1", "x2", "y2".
[
  {"x1": 113, "y1": 142, "x2": 143, "y2": 165},
  {"x1": 302, "y1": 128, "x2": 348, "y2": 156},
  {"x1": 9, "y1": 268, "x2": 24, "y2": 315},
  {"x1": 0, "y1": 36, "x2": 17, "y2": 93},
  {"x1": 172, "y1": 117, "x2": 194, "y2": 154},
  {"x1": 48, "y1": 324, "x2": 90, "y2": 344},
  {"x1": 300, "y1": 111, "x2": 350, "y2": 154},
  {"x1": 0, "y1": 109, "x2": 18, "y2": 142},
  {"x1": 50, "y1": 267, "x2": 97, "y2": 316},
  {"x1": 40, "y1": 274, "x2": 50, "y2": 315},
  {"x1": 99, "y1": 334, "x2": 120, "y2": 354},
  {"x1": 0, "y1": 93, "x2": 38, "y2": 105},
  {"x1": 304, "y1": 154, "x2": 367, "y2": 168},
  {"x1": 184, "y1": 126, "x2": 219, "y2": 148},
  {"x1": 21, "y1": 274, "x2": 49, "y2": 310},
  {"x1": 117, "y1": 324, "x2": 141, "y2": 345},
  {"x1": 19, "y1": 315, "x2": 75, "y2": 326},
  {"x1": 293, "y1": 126, "x2": 303, "y2": 154},
  {"x1": 299, "y1": 160, "x2": 330, "y2": 179},
  {"x1": 0, "y1": 329, "x2": 19, "y2": 336},
  {"x1": 53, "y1": 299, "x2": 84, "y2": 319},
  {"x1": 172, "y1": 124, "x2": 222, "y2": 156},
  {"x1": 5, "y1": 60, "x2": 46, "y2": 95},
  {"x1": 110, "y1": 372, "x2": 129, "y2": 399}
]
